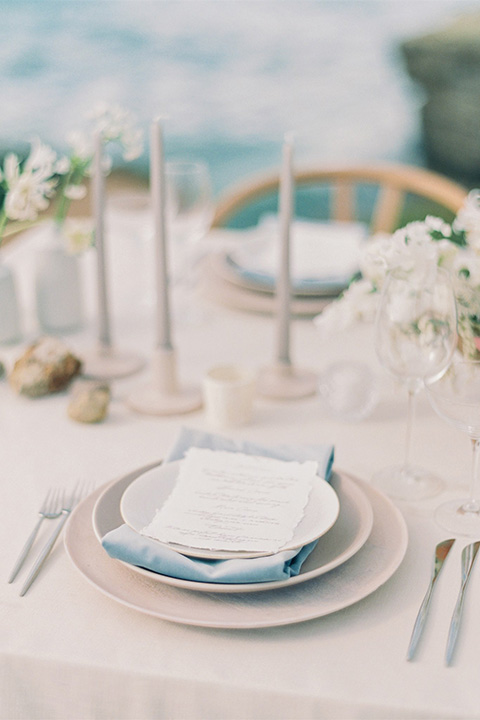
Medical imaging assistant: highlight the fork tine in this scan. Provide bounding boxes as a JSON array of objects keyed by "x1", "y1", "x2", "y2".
[{"x1": 39, "y1": 487, "x2": 53, "y2": 514}]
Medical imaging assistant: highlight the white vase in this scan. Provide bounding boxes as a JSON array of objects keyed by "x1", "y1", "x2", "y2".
[
  {"x1": 34, "y1": 224, "x2": 84, "y2": 334},
  {"x1": 0, "y1": 262, "x2": 21, "y2": 344}
]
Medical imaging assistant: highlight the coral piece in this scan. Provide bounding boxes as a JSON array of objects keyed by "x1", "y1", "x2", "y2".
[
  {"x1": 68, "y1": 380, "x2": 111, "y2": 423},
  {"x1": 9, "y1": 337, "x2": 82, "y2": 398}
]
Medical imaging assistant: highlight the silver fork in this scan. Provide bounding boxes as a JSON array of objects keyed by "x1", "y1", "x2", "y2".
[
  {"x1": 8, "y1": 488, "x2": 64, "y2": 583},
  {"x1": 19, "y1": 482, "x2": 88, "y2": 597}
]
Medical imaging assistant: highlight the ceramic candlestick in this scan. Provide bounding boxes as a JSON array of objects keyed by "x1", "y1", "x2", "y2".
[
  {"x1": 257, "y1": 134, "x2": 317, "y2": 400},
  {"x1": 83, "y1": 131, "x2": 144, "y2": 380},
  {"x1": 128, "y1": 118, "x2": 201, "y2": 415}
]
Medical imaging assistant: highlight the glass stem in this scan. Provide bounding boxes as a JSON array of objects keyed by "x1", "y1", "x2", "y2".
[
  {"x1": 464, "y1": 438, "x2": 480, "y2": 513},
  {"x1": 403, "y1": 387, "x2": 417, "y2": 474}
]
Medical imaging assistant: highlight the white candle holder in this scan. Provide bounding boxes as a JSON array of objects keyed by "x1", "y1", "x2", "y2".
[
  {"x1": 258, "y1": 134, "x2": 317, "y2": 401},
  {"x1": 258, "y1": 360, "x2": 317, "y2": 400},
  {"x1": 83, "y1": 345, "x2": 145, "y2": 380},
  {"x1": 128, "y1": 347, "x2": 202, "y2": 415},
  {"x1": 127, "y1": 118, "x2": 201, "y2": 415}
]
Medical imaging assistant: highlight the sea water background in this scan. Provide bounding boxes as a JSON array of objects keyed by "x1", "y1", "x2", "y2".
[{"x1": 1, "y1": 0, "x2": 479, "y2": 195}]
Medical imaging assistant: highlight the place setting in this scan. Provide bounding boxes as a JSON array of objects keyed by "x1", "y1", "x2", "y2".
[
  {"x1": 63, "y1": 426, "x2": 408, "y2": 629},
  {"x1": 202, "y1": 215, "x2": 366, "y2": 317}
]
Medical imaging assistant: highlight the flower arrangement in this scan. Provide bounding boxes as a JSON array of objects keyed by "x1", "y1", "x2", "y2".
[
  {"x1": 0, "y1": 138, "x2": 60, "y2": 244},
  {"x1": 0, "y1": 103, "x2": 143, "y2": 254},
  {"x1": 52, "y1": 103, "x2": 144, "y2": 254},
  {"x1": 314, "y1": 189, "x2": 480, "y2": 358}
]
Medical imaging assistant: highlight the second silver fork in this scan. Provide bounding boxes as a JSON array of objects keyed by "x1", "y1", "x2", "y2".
[
  {"x1": 19, "y1": 482, "x2": 89, "y2": 596},
  {"x1": 8, "y1": 487, "x2": 64, "y2": 583}
]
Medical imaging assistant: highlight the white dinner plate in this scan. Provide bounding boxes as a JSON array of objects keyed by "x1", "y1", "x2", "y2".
[
  {"x1": 65, "y1": 466, "x2": 407, "y2": 629},
  {"x1": 118, "y1": 460, "x2": 340, "y2": 560},
  {"x1": 217, "y1": 252, "x2": 346, "y2": 297},
  {"x1": 92, "y1": 465, "x2": 373, "y2": 593}
]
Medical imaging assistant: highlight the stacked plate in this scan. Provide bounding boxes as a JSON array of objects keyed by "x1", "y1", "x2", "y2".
[
  {"x1": 64, "y1": 458, "x2": 408, "y2": 629},
  {"x1": 200, "y1": 219, "x2": 367, "y2": 316}
]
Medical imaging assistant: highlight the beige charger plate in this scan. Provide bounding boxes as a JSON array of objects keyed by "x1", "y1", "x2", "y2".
[
  {"x1": 199, "y1": 253, "x2": 332, "y2": 317},
  {"x1": 64, "y1": 465, "x2": 407, "y2": 629}
]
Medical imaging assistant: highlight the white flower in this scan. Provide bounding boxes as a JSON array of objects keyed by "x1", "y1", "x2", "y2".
[
  {"x1": 66, "y1": 130, "x2": 93, "y2": 161},
  {"x1": 452, "y1": 249, "x2": 480, "y2": 287},
  {"x1": 4, "y1": 172, "x2": 53, "y2": 221},
  {"x1": 61, "y1": 218, "x2": 93, "y2": 255},
  {"x1": 55, "y1": 156, "x2": 71, "y2": 175},
  {"x1": 63, "y1": 184, "x2": 87, "y2": 200},
  {"x1": 1, "y1": 140, "x2": 58, "y2": 223},
  {"x1": 424, "y1": 215, "x2": 451, "y2": 237},
  {"x1": 25, "y1": 137, "x2": 57, "y2": 178},
  {"x1": 89, "y1": 103, "x2": 143, "y2": 160},
  {"x1": 437, "y1": 239, "x2": 460, "y2": 270},
  {"x1": 358, "y1": 233, "x2": 391, "y2": 288},
  {"x1": 314, "y1": 279, "x2": 376, "y2": 334},
  {"x1": 453, "y1": 190, "x2": 480, "y2": 251}
]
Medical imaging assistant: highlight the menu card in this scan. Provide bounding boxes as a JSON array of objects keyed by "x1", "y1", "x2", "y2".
[{"x1": 141, "y1": 448, "x2": 317, "y2": 553}]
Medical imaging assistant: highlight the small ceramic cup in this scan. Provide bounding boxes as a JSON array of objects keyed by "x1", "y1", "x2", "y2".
[{"x1": 203, "y1": 365, "x2": 257, "y2": 429}]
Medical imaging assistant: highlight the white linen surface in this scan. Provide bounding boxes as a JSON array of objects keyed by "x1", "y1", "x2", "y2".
[{"x1": 1, "y1": 229, "x2": 479, "y2": 720}]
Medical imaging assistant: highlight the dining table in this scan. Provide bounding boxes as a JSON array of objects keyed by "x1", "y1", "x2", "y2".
[{"x1": 1, "y1": 216, "x2": 480, "y2": 720}]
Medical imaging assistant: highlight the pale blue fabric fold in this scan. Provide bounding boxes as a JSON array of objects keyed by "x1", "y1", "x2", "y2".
[
  {"x1": 101, "y1": 427, "x2": 335, "y2": 585},
  {"x1": 164, "y1": 427, "x2": 334, "y2": 481}
]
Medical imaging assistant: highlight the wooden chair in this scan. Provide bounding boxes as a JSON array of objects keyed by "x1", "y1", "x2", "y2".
[{"x1": 212, "y1": 163, "x2": 467, "y2": 233}]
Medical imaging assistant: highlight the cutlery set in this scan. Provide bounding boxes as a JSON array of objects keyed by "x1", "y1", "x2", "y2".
[
  {"x1": 407, "y1": 538, "x2": 480, "y2": 665},
  {"x1": 7, "y1": 483, "x2": 88, "y2": 596},
  {"x1": 8, "y1": 483, "x2": 480, "y2": 663}
]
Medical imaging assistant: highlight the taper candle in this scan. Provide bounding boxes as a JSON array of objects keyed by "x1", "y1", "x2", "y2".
[
  {"x1": 93, "y1": 130, "x2": 111, "y2": 348},
  {"x1": 277, "y1": 133, "x2": 294, "y2": 366},
  {"x1": 150, "y1": 118, "x2": 172, "y2": 351}
]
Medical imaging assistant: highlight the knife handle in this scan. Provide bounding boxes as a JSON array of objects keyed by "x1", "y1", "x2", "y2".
[
  {"x1": 407, "y1": 581, "x2": 435, "y2": 661},
  {"x1": 446, "y1": 588, "x2": 466, "y2": 666},
  {"x1": 445, "y1": 541, "x2": 480, "y2": 666}
]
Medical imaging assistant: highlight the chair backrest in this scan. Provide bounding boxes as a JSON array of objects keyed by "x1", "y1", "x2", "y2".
[{"x1": 212, "y1": 163, "x2": 467, "y2": 233}]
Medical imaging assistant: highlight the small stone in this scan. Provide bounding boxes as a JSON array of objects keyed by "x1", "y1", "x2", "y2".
[
  {"x1": 68, "y1": 380, "x2": 111, "y2": 423},
  {"x1": 9, "y1": 336, "x2": 82, "y2": 398}
]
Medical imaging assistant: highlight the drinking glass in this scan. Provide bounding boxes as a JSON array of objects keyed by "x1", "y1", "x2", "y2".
[
  {"x1": 426, "y1": 359, "x2": 480, "y2": 535},
  {"x1": 166, "y1": 161, "x2": 214, "y2": 300},
  {"x1": 373, "y1": 266, "x2": 457, "y2": 500}
]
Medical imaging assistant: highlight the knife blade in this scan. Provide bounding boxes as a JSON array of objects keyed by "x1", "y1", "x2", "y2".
[
  {"x1": 407, "y1": 538, "x2": 456, "y2": 661},
  {"x1": 445, "y1": 540, "x2": 480, "y2": 666}
]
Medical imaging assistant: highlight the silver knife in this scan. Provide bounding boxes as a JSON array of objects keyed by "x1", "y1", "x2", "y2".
[
  {"x1": 445, "y1": 540, "x2": 480, "y2": 666},
  {"x1": 407, "y1": 538, "x2": 455, "y2": 661}
]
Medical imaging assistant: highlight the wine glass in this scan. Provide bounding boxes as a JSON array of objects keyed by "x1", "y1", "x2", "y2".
[
  {"x1": 165, "y1": 161, "x2": 214, "y2": 316},
  {"x1": 426, "y1": 359, "x2": 480, "y2": 535},
  {"x1": 373, "y1": 266, "x2": 457, "y2": 500}
]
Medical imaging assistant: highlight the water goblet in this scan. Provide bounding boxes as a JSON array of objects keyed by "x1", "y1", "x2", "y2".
[
  {"x1": 165, "y1": 160, "x2": 214, "y2": 321},
  {"x1": 373, "y1": 266, "x2": 457, "y2": 501},
  {"x1": 426, "y1": 359, "x2": 480, "y2": 536}
]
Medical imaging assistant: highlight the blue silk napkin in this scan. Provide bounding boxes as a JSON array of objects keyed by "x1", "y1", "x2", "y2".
[{"x1": 101, "y1": 427, "x2": 335, "y2": 584}]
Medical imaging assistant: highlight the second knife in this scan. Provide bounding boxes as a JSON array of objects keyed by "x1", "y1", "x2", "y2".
[{"x1": 407, "y1": 538, "x2": 456, "y2": 661}]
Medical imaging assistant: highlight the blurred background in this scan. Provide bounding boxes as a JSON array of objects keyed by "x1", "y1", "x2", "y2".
[{"x1": 2, "y1": 0, "x2": 480, "y2": 195}]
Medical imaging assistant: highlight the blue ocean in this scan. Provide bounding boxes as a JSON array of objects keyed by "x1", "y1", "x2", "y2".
[{"x1": 1, "y1": 0, "x2": 478, "y2": 194}]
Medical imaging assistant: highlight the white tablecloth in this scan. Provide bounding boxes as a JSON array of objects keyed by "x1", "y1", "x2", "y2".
[{"x1": 1, "y1": 228, "x2": 479, "y2": 720}]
